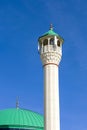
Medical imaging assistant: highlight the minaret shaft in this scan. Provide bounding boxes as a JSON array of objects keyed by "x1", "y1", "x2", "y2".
[{"x1": 44, "y1": 64, "x2": 60, "y2": 130}]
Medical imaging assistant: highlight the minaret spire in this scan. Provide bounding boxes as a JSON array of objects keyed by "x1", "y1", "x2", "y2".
[
  {"x1": 16, "y1": 97, "x2": 19, "y2": 109},
  {"x1": 50, "y1": 23, "x2": 53, "y2": 30}
]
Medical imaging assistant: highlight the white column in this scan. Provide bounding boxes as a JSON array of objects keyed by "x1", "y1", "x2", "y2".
[{"x1": 44, "y1": 64, "x2": 60, "y2": 130}]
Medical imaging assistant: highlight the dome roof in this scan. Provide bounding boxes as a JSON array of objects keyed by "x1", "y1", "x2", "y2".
[{"x1": 0, "y1": 108, "x2": 44, "y2": 129}]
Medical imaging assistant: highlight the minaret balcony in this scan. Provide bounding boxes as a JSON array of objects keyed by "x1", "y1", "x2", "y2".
[{"x1": 40, "y1": 45, "x2": 62, "y2": 55}]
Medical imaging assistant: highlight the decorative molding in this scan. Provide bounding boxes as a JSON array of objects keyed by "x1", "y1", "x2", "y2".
[
  {"x1": 43, "y1": 63, "x2": 58, "y2": 67},
  {"x1": 40, "y1": 51, "x2": 61, "y2": 66}
]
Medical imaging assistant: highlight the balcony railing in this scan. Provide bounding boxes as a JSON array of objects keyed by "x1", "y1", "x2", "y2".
[{"x1": 40, "y1": 45, "x2": 62, "y2": 54}]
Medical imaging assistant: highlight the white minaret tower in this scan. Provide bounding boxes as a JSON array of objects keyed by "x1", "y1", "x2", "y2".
[{"x1": 38, "y1": 25, "x2": 64, "y2": 130}]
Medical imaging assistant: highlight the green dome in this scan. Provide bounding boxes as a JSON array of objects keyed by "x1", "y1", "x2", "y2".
[{"x1": 0, "y1": 108, "x2": 44, "y2": 129}]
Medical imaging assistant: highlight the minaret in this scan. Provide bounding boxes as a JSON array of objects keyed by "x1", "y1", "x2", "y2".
[{"x1": 38, "y1": 25, "x2": 64, "y2": 130}]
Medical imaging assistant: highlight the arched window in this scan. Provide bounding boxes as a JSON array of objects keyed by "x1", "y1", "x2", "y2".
[
  {"x1": 57, "y1": 40, "x2": 60, "y2": 47},
  {"x1": 43, "y1": 39, "x2": 48, "y2": 46},
  {"x1": 50, "y1": 38, "x2": 54, "y2": 45}
]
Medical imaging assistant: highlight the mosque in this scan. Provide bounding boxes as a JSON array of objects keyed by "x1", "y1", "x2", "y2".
[{"x1": 0, "y1": 25, "x2": 63, "y2": 130}]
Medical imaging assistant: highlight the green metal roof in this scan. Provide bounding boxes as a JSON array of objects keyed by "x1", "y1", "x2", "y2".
[
  {"x1": 43, "y1": 29, "x2": 59, "y2": 37},
  {"x1": 38, "y1": 27, "x2": 64, "y2": 42},
  {"x1": 0, "y1": 108, "x2": 44, "y2": 129},
  {"x1": 39, "y1": 29, "x2": 58, "y2": 39}
]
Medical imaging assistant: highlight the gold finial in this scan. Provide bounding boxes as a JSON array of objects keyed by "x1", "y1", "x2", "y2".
[
  {"x1": 16, "y1": 97, "x2": 19, "y2": 109},
  {"x1": 50, "y1": 24, "x2": 53, "y2": 30}
]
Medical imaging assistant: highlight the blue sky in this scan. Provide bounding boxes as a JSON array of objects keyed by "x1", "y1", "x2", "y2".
[{"x1": 0, "y1": 0, "x2": 87, "y2": 130}]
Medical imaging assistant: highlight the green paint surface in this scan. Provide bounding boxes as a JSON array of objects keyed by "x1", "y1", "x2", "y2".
[{"x1": 0, "y1": 108, "x2": 44, "y2": 129}]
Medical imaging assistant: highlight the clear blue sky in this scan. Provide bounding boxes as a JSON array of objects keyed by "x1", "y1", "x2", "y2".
[{"x1": 0, "y1": 0, "x2": 87, "y2": 130}]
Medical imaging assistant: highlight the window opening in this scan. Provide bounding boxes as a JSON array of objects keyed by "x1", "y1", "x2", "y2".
[
  {"x1": 43, "y1": 39, "x2": 48, "y2": 46},
  {"x1": 57, "y1": 40, "x2": 60, "y2": 47},
  {"x1": 50, "y1": 38, "x2": 54, "y2": 45}
]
